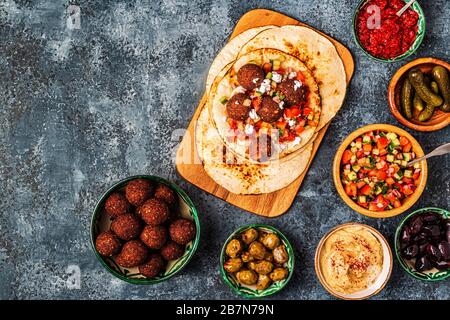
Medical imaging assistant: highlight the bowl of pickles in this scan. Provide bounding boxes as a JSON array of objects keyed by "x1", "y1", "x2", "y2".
[
  {"x1": 219, "y1": 224, "x2": 294, "y2": 298},
  {"x1": 388, "y1": 57, "x2": 450, "y2": 132}
]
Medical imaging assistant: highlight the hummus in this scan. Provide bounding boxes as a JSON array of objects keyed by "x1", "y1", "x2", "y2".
[{"x1": 320, "y1": 226, "x2": 383, "y2": 294}]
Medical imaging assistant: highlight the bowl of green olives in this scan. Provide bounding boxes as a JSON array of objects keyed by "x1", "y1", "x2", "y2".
[
  {"x1": 388, "y1": 57, "x2": 450, "y2": 132},
  {"x1": 219, "y1": 224, "x2": 294, "y2": 298}
]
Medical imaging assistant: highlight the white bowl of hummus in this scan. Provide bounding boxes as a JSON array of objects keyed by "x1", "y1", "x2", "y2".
[{"x1": 315, "y1": 223, "x2": 393, "y2": 300}]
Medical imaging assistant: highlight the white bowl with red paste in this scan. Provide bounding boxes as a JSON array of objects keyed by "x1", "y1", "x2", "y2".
[{"x1": 353, "y1": 0, "x2": 426, "y2": 62}]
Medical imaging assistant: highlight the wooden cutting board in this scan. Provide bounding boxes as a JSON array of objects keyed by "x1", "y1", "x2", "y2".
[{"x1": 175, "y1": 9, "x2": 354, "y2": 217}]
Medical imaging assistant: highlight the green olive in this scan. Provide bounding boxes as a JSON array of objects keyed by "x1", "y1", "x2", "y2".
[
  {"x1": 236, "y1": 269, "x2": 258, "y2": 285},
  {"x1": 254, "y1": 260, "x2": 274, "y2": 275},
  {"x1": 273, "y1": 245, "x2": 289, "y2": 264},
  {"x1": 256, "y1": 274, "x2": 271, "y2": 290},
  {"x1": 261, "y1": 233, "x2": 280, "y2": 250},
  {"x1": 269, "y1": 267, "x2": 289, "y2": 282},
  {"x1": 223, "y1": 258, "x2": 243, "y2": 273},
  {"x1": 249, "y1": 241, "x2": 266, "y2": 260},
  {"x1": 226, "y1": 239, "x2": 242, "y2": 258},
  {"x1": 241, "y1": 228, "x2": 259, "y2": 245}
]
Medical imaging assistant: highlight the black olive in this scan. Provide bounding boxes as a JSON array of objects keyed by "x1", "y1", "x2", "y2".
[
  {"x1": 415, "y1": 255, "x2": 432, "y2": 272},
  {"x1": 425, "y1": 244, "x2": 441, "y2": 262},
  {"x1": 423, "y1": 224, "x2": 441, "y2": 238},
  {"x1": 422, "y1": 212, "x2": 440, "y2": 224},
  {"x1": 433, "y1": 260, "x2": 450, "y2": 270},
  {"x1": 402, "y1": 244, "x2": 419, "y2": 259},
  {"x1": 400, "y1": 226, "x2": 411, "y2": 244},
  {"x1": 438, "y1": 241, "x2": 450, "y2": 261},
  {"x1": 409, "y1": 215, "x2": 423, "y2": 235}
]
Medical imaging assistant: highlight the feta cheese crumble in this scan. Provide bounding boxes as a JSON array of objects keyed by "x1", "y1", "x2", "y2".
[
  {"x1": 248, "y1": 109, "x2": 260, "y2": 121},
  {"x1": 271, "y1": 72, "x2": 282, "y2": 83},
  {"x1": 293, "y1": 80, "x2": 302, "y2": 91},
  {"x1": 258, "y1": 79, "x2": 271, "y2": 94},
  {"x1": 244, "y1": 124, "x2": 254, "y2": 135}
]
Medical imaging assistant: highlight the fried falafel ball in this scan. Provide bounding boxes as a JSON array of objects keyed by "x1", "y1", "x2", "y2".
[
  {"x1": 237, "y1": 64, "x2": 264, "y2": 90},
  {"x1": 226, "y1": 93, "x2": 252, "y2": 121},
  {"x1": 160, "y1": 241, "x2": 185, "y2": 261},
  {"x1": 110, "y1": 213, "x2": 142, "y2": 241},
  {"x1": 277, "y1": 79, "x2": 307, "y2": 106},
  {"x1": 139, "y1": 198, "x2": 170, "y2": 226},
  {"x1": 125, "y1": 179, "x2": 153, "y2": 206},
  {"x1": 140, "y1": 225, "x2": 167, "y2": 250},
  {"x1": 139, "y1": 253, "x2": 165, "y2": 278},
  {"x1": 95, "y1": 231, "x2": 122, "y2": 257},
  {"x1": 154, "y1": 184, "x2": 177, "y2": 208},
  {"x1": 116, "y1": 240, "x2": 148, "y2": 268},
  {"x1": 104, "y1": 192, "x2": 130, "y2": 218},
  {"x1": 169, "y1": 218, "x2": 196, "y2": 245},
  {"x1": 256, "y1": 96, "x2": 283, "y2": 123}
]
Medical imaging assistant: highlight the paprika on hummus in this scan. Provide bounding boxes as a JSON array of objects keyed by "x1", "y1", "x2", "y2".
[{"x1": 319, "y1": 225, "x2": 383, "y2": 294}]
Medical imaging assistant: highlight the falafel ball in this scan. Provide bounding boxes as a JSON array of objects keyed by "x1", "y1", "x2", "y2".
[
  {"x1": 140, "y1": 225, "x2": 167, "y2": 249},
  {"x1": 277, "y1": 79, "x2": 307, "y2": 106},
  {"x1": 139, "y1": 198, "x2": 170, "y2": 226},
  {"x1": 104, "y1": 192, "x2": 130, "y2": 218},
  {"x1": 154, "y1": 184, "x2": 177, "y2": 207},
  {"x1": 125, "y1": 179, "x2": 153, "y2": 206},
  {"x1": 237, "y1": 64, "x2": 264, "y2": 90},
  {"x1": 115, "y1": 240, "x2": 148, "y2": 268},
  {"x1": 256, "y1": 96, "x2": 283, "y2": 123},
  {"x1": 226, "y1": 93, "x2": 252, "y2": 121},
  {"x1": 95, "y1": 231, "x2": 122, "y2": 257},
  {"x1": 169, "y1": 218, "x2": 196, "y2": 245},
  {"x1": 110, "y1": 213, "x2": 142, "y2": 240},
  {"x1": 139, "y1": 253, "x2": 165, "y2": 278},
  {"x1": 160, "y1": 241, "x2": 185, "y2": 261}
]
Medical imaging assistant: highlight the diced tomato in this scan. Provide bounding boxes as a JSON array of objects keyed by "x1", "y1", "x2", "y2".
[
  {"x1": 363, "y1": 144, "x2": 373, "y2": 152},
  {"x1": 402, "y1": 143, "x2": 412, "y2": 152},
  {"x1": 303, "y1": 108, "x2": 312, "y2": 116},
  {"x1": 290, "y1": 107, "x2": 301, "y2": 117},
  {"x1": 358, "y1": 201, "x2": 368, "y2": 208},
  {"x1": 393, "y1": 199, "x2": 402, "y2": 208},
  {"x1": 308, "y1": 120, "x2": 318, "y2": 127},
  {"x1": 295, "y1": 126, "x2": 305, "y2": 135},
  {"x1": 356, "y1": 180, "x2": 366, "y2": 189},
  {"x1": 284, "y1": 108, "x2": 293, "y2": 119},
  {"x1": 357, "y1": 157, "x2": 366, "y2": 166},
  {"x1": 297, "y1": 119, "x2": 306, "y2": 127},
  {"x1": 402, "y1": 177, "x2": 413, "y2": 184},
  {"x1": 252, "y1": 97, "x2": 262, "y2": 110},
  {"x1": 399, "y1": 136, "x2": 410, "y2": 147},
  {"x1": 368, "y1": 170, "x2": 378, "y2": 177},
  {"x1": 263, "y1": 63, "x2": 272, "y2": 73},
  {"x1": 412, "y1": 172, "x2": 420, "y2": 180},
  {"x1": 355, "y1": 137, "x2": 362, "y2": 143},
  {"x1": 342, "y1": 150, "x2": 353, "y2": 165},
  {"x1": 386, "y1": 177, "x2": 395, "y2": 185},
  {"x1": 402, "y1": 184, "x2": 415, "y2": 196},
  {"x1": 377, "y1": 170, "x2": 387, "y2": 180},
  {"x1": 277, "y1": 68, "x2": 286, "y2": 75},
  {"x1": 275, "y1": 121, "x2": 287, "y2": 130},
  {"x1": 296, "y1": 71, "x2": 306, "y2": 82},
  {"x1": 356, "y1": 150, "x2": 365, "y2": 159},
  {"x1": 360, "y1": 184, "x2": 372, "y2": 196},
  {"x1": 345, "y1": 182, "x2": 357, "y2": 197},
  {"x1": 377, "y1": 137, "x2": 389, "y2": 150},
  {"x1": 227, "y1": 118, "x2": 238, "y2": 130},
  {"x1": 379, "y1": 149, "x2": 388, "y2": 156}
]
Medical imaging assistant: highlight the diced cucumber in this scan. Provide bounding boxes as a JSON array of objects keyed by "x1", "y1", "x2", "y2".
[
  {"x1": 394, "y1": 160, "x2": 402, "y2": 164},
  {"x1": 386, "y1": 154, "x2": 395, "y2": 162},
  {"x1": 344, "y1": 169, "x2": 351, "y2": 175},
  {"x1": 392, "y1": 138, "x2": 400, "y2": 147},
  {"x1": 265, "y1": 72, "x2": 273, "y2": 79},
  {"x1": 351, "y1": 146, "x2": 358, "y2": 153},
  {"x1": 355, "y1": 141, "x2": 362, "y2": 149},
  {"x1": 352, "y1": 164, "x2": 361, "y2": 172},
  {"x1": 394, "y1": 172, "x2": 403, "y2": 180},
  {"x1": 375, "y1": 186, "x2": 383, "y2": 195},
  {"x1": 358, "y1": 196, "x2": 367, "y2": 203},
  {"x1": 363, "y1": 135, "x2": 371, "y2": 144},
  {"x1": 403, "y1": 153, "x2": 411, "y2": 162},
  {"x1": 401, "y1": 160, "x2": 408, "y2": 167},
  {"x1": 392, "y1": 149, "x2": 399, "y2": 155},
  {"x1": 404, "y1": 170, "x2": 413, "y2": 178},
  {"x1": 348, "y1": 172, "x2": 357, "y2": 181},
  {"x1": 364, "y1": 177, "x2": 370, "y2": 184},
  {"x1": 386, "y1": 132, "x2": 397, "y2": 141},
  {"x1": 372, "y1": 148, "x2": 379, "y2": 155},
  {"x1": 413, "y1": 163, "x2": 420, "y2": 169},
  {"x1": 351, "y1": 155, "x2": 357, "y2": 163},
  {"x1": 255, "y1": 91, "x2": 262, "y2": 97},
  {"x1": 219, "y1": 96, "x2": 228, "y2": 104},
  {"x1": 272, "y1": 60, "x2": 281, "y2": 70}
]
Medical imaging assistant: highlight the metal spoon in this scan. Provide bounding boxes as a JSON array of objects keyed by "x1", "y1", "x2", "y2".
[
  {"x1": 408, "y1": 142, "x2": 450, "y2": 166},
  {"x1": 396, "y1": 0, "x2": 417, "y2": 17}
]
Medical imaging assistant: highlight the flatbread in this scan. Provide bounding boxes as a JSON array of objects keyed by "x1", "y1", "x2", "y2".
[
  {"x1": 238, "y1": 25, "x2": 347, "y2": 129},
  {"x1": 209, "y1": 48, "x2": 321, "y2": 161},
  {"x1": 206, "y1": 25, "x2": 276, "y2": 93},
  {"x1": 195, "y1": 106, "x2": 313, "y2": 194}
]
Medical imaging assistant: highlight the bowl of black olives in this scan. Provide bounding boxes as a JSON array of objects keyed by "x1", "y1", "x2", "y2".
[{"x1": 395, "y1": 207, "x2": 450, "y2": 281}]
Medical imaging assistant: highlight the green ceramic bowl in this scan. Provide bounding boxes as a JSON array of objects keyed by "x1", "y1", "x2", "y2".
[
  {"x1": 352, "y1": 0, "x2": 426, "y2": 63},
  {"x1": 220, "y1": 224, "x2": 294, "y2": 298},
  {"x1": 394, "y1": 207, "x2": 450, "y2": 281},
  {"x1": 90, "y1": 175, "x2": 200, "y2": 284}
]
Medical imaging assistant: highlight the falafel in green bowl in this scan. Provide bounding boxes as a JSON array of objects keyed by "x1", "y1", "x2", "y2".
[
  {"x1": 90, "y1": 175, "x2": 200, "y2": 284},
  {"x1": 220, "y1": 224, "x2": 294, "y2": 298}
]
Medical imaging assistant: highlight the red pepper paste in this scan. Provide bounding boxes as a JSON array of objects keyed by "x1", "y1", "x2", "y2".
[{"x1": 356, "y1": 0, "x2": 419, "y2": 59}]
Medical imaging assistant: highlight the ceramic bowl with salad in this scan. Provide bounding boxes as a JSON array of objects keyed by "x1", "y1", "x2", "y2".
[{"x1": 333, "y1": 124, "x2": 427, "y2": 218}]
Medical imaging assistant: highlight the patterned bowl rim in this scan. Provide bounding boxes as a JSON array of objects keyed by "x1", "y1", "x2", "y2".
[
  {"x1": 394, "y1": 207, "x2": 450, "y2": 282},
  {"x1": 90, "y1": 175, "x2": 200, "y2": 285},
  {"x1": 219, "y1": 224, "x2": 295, "y2": 298},
  {"x1": 352, "y1": 0, "x2": 426, "y2": 63}
]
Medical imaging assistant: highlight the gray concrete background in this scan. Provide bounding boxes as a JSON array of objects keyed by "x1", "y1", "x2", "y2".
[{"x1": 0, "y1": 0, "x2": 449, "y2": 300}]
